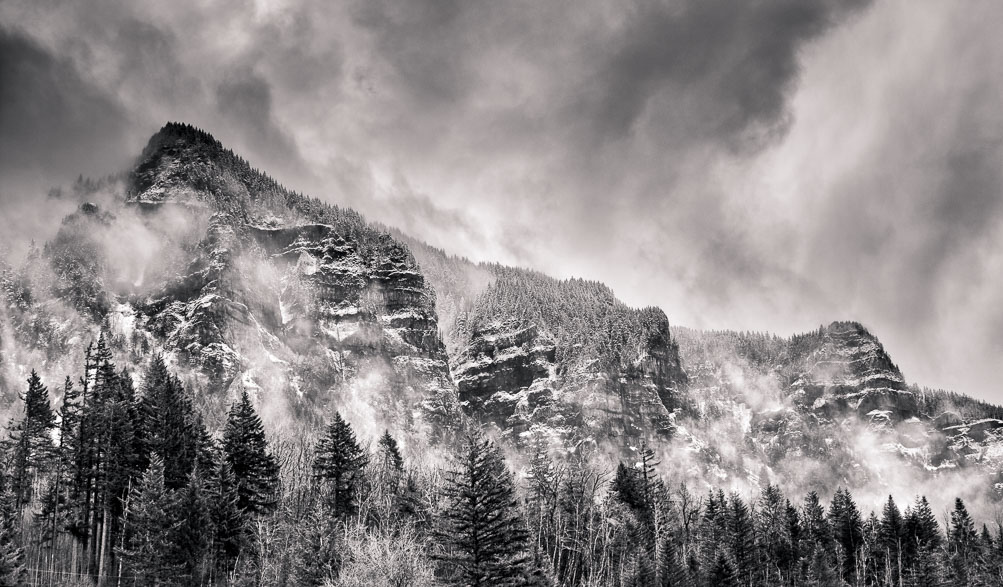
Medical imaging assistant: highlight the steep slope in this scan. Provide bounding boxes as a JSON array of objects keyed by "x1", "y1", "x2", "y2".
[
  {"x1": 670, "y1": 323, "x2": 1003, "y2": 497},
  {"x1": 404, "y1": 240, "x2": 688, "y2": 449},
  {"x1": 1, "y1": 123, "x2": 459, "y2": 438},
  {"x1": 1, "y1": 122, "x2": 1000, "y2": 503}
]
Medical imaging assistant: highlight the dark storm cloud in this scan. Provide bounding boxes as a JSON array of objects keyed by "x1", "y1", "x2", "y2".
[
  {"x1": 1, "y1": 0, "x2": 1000, "y2": 399},
  {"x1": 214, "y1": 69, "x2": 307, "y2": 177},
  {"x1": 577, "y1": 0, "x2": 870, "y2": 149},
  {"x1": 0, "y1": 27, "x2": 134, "y2": 190}
]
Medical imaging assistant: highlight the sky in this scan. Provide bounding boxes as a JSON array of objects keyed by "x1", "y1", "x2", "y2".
[{"x1": 1, "y1": 0, "x2": 1001, "y2": 401}]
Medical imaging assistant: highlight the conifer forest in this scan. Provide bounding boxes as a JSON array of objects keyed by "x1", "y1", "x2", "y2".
[
  {"x1": 4, "y1": 0, "x2": 1003, "y2": 583},
  {"x1": 1, "y1": 339, "x2": 1001, "y2": 586}
]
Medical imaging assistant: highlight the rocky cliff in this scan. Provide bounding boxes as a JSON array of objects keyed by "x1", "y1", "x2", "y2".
[{"x1": 1, "y1": 122, "x2": 1000, "y2": 500}]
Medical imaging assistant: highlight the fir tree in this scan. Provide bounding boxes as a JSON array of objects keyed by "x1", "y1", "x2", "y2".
[
  {"x1": 709, "y1": 551, "x2": 737, "y2": 587},
  {"x1": 39, "y1": 376, "x2": 81, "y2": 546},
  {"x1": 946, "y1": 497, "x2": 977, "y2": 587},
  {"x1": 801, "y1": 490, "x2": 832, "y2": 581},
  {"x1": 806, "y1": 545, "x2": 842, "y2": 587},
  {"x1": 438, "y1": 434, "x2": 534, "y2": 586},
  {"x1": 139, "y1": 355, "x2": 203, "y2": 490},
  {"x1": 376, "y1": 430, "x2": 404, "y2": 472},
  {"x1": 726, "y1": 492, "x2": 757, "y2": 586},
  {"x1": 827, "y1": 487, "x2": 863, "y2": 584},
  {"x1": 208, "y1": 457, "x2": 244, "y2": 576},
  {"x1": 904, "y1": 495, "x2": 942, "y2": 587},
  {"x1": 611, "y1": 462, "x2": 644, "y2": 511},
  {"x1": 118, "y1": 455, "x2": 180, "y2": 586},
  {"x1": 8, "y1": 370, "x2": 57, "y2": 510},
  {"x1": 878, "y1": 495, "x2": 905, "y2": 586},
  {"x1": 172, "y1": 470, "x2": 214, "y2": 584},
  {"x1": 222, "y1": 389, "x2": 279, "y2": 516},
  {"x1": 758, "y1": 484, "x2": 794, "y2": 585},
  {"x1": 313, "y1": 412, "x2": 368, "y2": 520}
]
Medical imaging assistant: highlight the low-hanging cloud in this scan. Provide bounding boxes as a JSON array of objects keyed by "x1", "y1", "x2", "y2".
[{"x1": 1, "y1": 0, "x2": 1000, "y2": 401}]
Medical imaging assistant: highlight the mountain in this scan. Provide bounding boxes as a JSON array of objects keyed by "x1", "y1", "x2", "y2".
[
  {"x1": 1, "y1": 122, "x2": 1001, "y2": 503},
  {"x1": 3, "y1": 123, "x2": 458, "y2": 439},
  {"x1": 400, "y1": 244, "x2": 688, "y2": 448}
]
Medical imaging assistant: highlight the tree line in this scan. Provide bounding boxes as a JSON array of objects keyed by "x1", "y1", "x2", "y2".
[{"x1": 1, "y1": 337, "x2": 1001, "y2": 586}]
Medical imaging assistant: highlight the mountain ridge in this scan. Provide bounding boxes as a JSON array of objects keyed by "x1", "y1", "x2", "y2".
[{"x1": 1, "y1": 122, "x2": 1000, "y2": 502}]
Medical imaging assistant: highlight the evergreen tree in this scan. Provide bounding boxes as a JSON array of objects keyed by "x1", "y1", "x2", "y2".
[
  {"x1": 172, "y1": 470, "x2": 214, "y2": 584},
  {"x1": 726, "y1": 492, "x2": 757, "y2": 586},
  {"x1": 313, "y1": 411, "x2": 368, "y2": 520},
  {"x1": 878, "y1": 495, "x2": 905, "y2": 586},
  {"x1": 636, "y1": 443, "x2": 668, "y2": 586},
  {"x1": 139, "y1": 355, "x2": 204, "y2": 490},
  {"x1": 696, "y1": 489, "x2": 729, "y2": 582},
  {"x1": 72, "y1": 336, "x2": 144, "y2": 578},
  {"x1": 904, "y1": 495, "x2": 942, "y2": 587},
  {"x1": 758, "y1": 484, "x2": 795, "y2": 585},
  {"x1": 39, "y1": 376, "x2": 81, "y2": 546},
  {"x1": 118, "y1": 455, "x2": 180, "y2": 586},
  {"x1": 437, "y1": 434, "x2": 534, "y2": 586},
  {"x1": 290, "y1": 509, "x2": 342, "y2": 586},
  {"x1": 207, "y1": 457, "x2": 244, "y2": 576},
  {"x1": 827, "y1": 487, "x2": 863, "y2": 584},
  {"x1": 611, "y1": 462, "x2": 644, "y2": 511},
  {"x1": 806, "y1": 544, "x2": 842, "y2": 587},
  {"x1": 55, "y1": 376, "x2": 81, "y2": 474},
  {"x1": 709, "y1": 551, "x2": 737, "y2": 587},
  {"x1": 222, "y1": 389, "x2": 280, "y2": 516},
  {"x1": 801, "y1": 490, "x2": 832, "y2": 582},
  {"x1": 376, "y1": 430, "x2": 404, "y2": 472},
  {"x1": 8, "y1": 370, "x2": 57, "y2": 510},
  {"x1": 946, "y1": 497, "x2": 977, "y2": 587}
]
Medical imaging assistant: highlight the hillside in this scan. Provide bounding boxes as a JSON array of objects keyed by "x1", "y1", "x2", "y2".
[
  {"x1": 1, "y1": 123, "x2": 1002, "y2": 586},
  {"x1": 1, "y1": 122, "x2": 1000, "y2": 497}
]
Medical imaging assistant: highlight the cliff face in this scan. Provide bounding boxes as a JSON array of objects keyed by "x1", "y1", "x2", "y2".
[
  {"x1": 129, "y1": 125, "x2": 459, "y2": 434},
  {"x1": 786, "y1": 321, "x2": 916, "y2": 421},
  {"x1": 120, "y1": 124, "x2": 692, "y2": 448},
  {"x1": 405, "y1": 242, "x2": 688, "y2": 450},
  {"x1": 450, "y1": 317, "x2": 683, "y2": 449},
  {"x1": 671, "y1": 323, "x2": 1003, "y2": 495},
  {"x1": 2, "y1": 122, "x2": 1001, "y2": 498},
  {"x1": 0, "y1": 123, "x2": 458, "y2": 436}
]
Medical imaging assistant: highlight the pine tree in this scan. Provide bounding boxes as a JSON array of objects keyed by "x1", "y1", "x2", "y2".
[
  {"x1": 806, "y1": 544, "x2": 842, "y2": 587},
  {"x1": 636, "y1": 443, "x2": 668, "y2": 586},
  {"x1": 73, "y1": 337, "x2": 143, "y2": 578},
  {"x1": 946, "y1": 497, "x2": 977, "y2": 587},
  {"x1": 208, "y1": 457, "x2": 244, "y2": 577},
  {"x1": 726, "y1": 492, "x2": 757, "y2": 586},
  {"x1": 800, "y1": 490, "x2": 832, "y2": 582},
  {"x1": 611, "y1": 462, "x2": 644, "y2": 511},
  {"x1": 438, "y1": 434, "x2": 534, "y2": 586},
  {"x1": 222, "y1": 389, "x2": 279, "y2": 516},
  {"x1": 709, "y1": 551, "x2": 737, "y2": 587},
  {"x1": 526, "y1": 440, "x2": 558, "y2": 569},
  {"x1": 376, "y1": 430, "x2": 404, "y2": 472},
  {"x1": 313, "y1": 412, "x2": 368, "y2": 520},
  {"x1": 118, "y1": 455, "x2": 179, "y2": 586},
  {"x1": 8, "y1": 370, "x2": 57, "y2": 510},
  {"x1": 172, "y1": 470, "x2": 214, "y2": 584},
  {"x1": 696, "y1": 489, "x2": 729, "y2": 582},
  {"x1": 290, "y1": 509, "x2": 342, "y2": 586},
  {"x1": 758, "y1": 484, "x2": 794, "y2": 585},
  {"x1": 827, "y1": 487, "x2": 863, "y2": 584},
  {"x1": 878, "y1": 495, "x2": 905, "y2": 586},
  {"x1": 904, "y1": 495, "x2": 942, "y2": 587},
  {"x1": 139, "y1": 355, "x2": 203, "y2": 490},
  {"x1": 40, "y1": 376, "x2": 81, "y2": 547}
]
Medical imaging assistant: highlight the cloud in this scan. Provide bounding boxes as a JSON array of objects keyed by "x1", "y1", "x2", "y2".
[
  {"x1": 1, "y1": 0, "x2": 1000, "y2": 401},
  {"x1": 0, "y1": 26, "x2": 134, "y2": 193}
]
